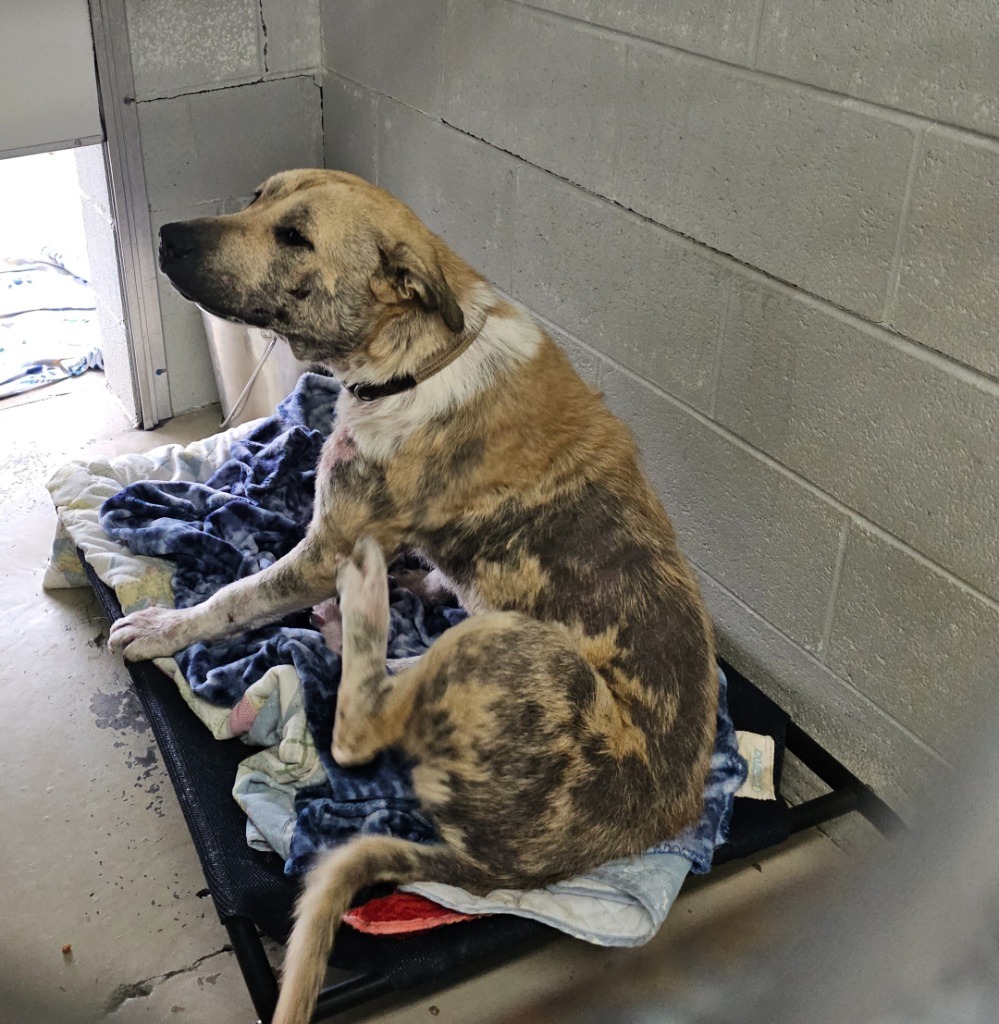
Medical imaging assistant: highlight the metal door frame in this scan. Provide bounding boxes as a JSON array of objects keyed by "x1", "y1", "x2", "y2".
[{"x1": 88, "y1": 0, "x2": 172, "y2": 428}]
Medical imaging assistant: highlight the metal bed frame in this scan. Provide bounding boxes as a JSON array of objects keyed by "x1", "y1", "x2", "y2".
[{"x1": 82, "y1": 553, "x2": 904, "y2": 1024}]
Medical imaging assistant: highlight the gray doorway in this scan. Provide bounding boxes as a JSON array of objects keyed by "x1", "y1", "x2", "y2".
[{"x1": 1, "y1": 0, "x2": 171, "y2": 428}]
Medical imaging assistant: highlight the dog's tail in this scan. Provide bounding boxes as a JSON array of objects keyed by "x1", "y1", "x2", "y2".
[{"x1": 272, "y1": 834, "x2": 465, "y2": 1024}]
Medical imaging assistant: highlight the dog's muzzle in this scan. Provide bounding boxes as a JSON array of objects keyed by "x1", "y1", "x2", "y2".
[
  {"x1": 159, "y1": 221, "x2": 202, "y2": 267},
  {"x1": 158, "y1": 220, "x2": 240, "y2": 319}
]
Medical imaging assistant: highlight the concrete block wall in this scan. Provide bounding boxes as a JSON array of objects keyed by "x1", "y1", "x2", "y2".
[
  {"x1": 319, "y1": 0, "x2": 999, "y2": 810},
  {"x1": 125, "y1": 0, "x2": 323, "y2": 414}
]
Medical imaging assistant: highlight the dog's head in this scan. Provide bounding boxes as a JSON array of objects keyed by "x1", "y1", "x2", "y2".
[{"x1": 158, "y1": 169, "x2": 464, "y2": 369}]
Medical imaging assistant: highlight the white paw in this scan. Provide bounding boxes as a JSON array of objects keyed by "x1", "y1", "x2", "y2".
[{"x1": 107, "y1": 605, "x2": 199, "y2": 661}]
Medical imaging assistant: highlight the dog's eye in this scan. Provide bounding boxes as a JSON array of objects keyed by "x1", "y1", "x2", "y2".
[
  {"x1": 275, "y1": 226, "x2": 314, "y2": 250},
  {"x1": 246, "y1": 189, "x2": 262, "y2": 208}
]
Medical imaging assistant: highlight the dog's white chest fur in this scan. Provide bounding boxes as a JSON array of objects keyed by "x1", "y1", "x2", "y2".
[{"x1": 336, "y1": 298, "x2": 542, "y2": 463}]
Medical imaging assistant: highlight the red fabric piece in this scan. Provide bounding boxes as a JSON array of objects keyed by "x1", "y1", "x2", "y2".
[{"x1": 342, "y1": 892, "x2": 481, "y2": 936}]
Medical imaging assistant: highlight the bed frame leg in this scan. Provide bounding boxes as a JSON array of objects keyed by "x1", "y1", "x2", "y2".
[
  {"x1": 224, "y1": 917, "x2": 279, "y2": 1023},
  {"x1": 785, "y1": 721, "x2": 906, "y2": 837}
]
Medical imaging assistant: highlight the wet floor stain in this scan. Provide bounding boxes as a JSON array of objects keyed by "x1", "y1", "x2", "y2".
[
  {"x1": 89, "y1": 687, "x2": 165, "y2": 815},
  {"x1": 125, "y1": 745, "x2": 165, "y2": 817},
  {"x1": 89, "y1": 687, "x2": 148, "y2": 733}
]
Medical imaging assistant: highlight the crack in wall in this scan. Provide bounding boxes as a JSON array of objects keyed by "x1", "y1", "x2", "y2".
[
  {"x1": 132, "y1": 69, "x2": 311, "y2": 105},
  {"x1": 258, "y1": 0, "x2": 269, "y2": 73},
  {"x1": 318, "y1": 74, "x2": 326, "y2": 164},
  {"x1": 104, "y1": 945, "x2": 233, "y2": 1013}
]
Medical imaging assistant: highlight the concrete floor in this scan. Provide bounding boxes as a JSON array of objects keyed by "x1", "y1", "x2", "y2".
[{"x1": 0, "y1": 371, "x2": 841, "y2": 1024}]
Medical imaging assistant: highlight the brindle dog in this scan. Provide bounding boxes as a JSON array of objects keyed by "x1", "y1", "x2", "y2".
[{"x1": 107, "y1": 169, "x2": 718, "y2": 1024}]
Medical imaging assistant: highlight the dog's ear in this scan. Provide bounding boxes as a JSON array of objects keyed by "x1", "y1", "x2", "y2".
[{"x1": 370, "y1": 240, "x2": 465, "y2": 333}]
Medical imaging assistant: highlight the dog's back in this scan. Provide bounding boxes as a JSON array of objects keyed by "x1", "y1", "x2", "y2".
[
  {"x1": 397, "y1": 331, "x2": 717, "y2": 853},
  {"x1": 370, "y1": 329, "x2": 718, "y2": 876}
]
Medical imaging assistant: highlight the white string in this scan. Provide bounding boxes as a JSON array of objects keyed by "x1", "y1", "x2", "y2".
[{"x1": 219, "y1": 332, "x2": 279, "y2": 430}]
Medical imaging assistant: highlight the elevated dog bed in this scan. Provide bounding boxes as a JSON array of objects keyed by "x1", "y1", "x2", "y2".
[
  {"x1": 49, "y1": 376, "x2": 901, "y2": 1021},
  {"x1": 81, "y1": 555, "x2": 900, "y2": 1023}
]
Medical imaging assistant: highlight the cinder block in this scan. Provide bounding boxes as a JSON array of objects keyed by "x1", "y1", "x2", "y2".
[
  {"x1": 523, "y1": 0, "x2": 760, "y2": 64},
  {"x1": 716, "y1": 276, "x2": 999, "y2": 600},
  {"x1": 892, "y1": 129, "x2": 999, "y2": 380},
  {"x1": 698, "y1": 567, "x2": 942, "y2": 813},
  {"x1": 126, "y1": 0, "x2": 261, "y2": 100},
  {"x1": 513, "y1": 165, "x2": 725, "y2": 413},
  {"x1": 757, "y1": 1, "x2": 999, "y2": 139},
  {"x1": 261, "y1": 0, "x2": 321, "y2": 73},
  {"x1": 617, "y1": 46, "x2": 916, "y2": 318},
  {"x1": 323, "y1": 72, "x2": 379, "y2": 182},
  {"x1": 139, "y1": 76, "x2": 323, "y2": 212},
  {"x1": 600, "y1": 363, "x2": 847, "y2": 649},
  {"x1": 377, "y1": 100, "x2": 518, "y2": 291},
  {"x1": 320, "y1": 0, "x2": 444, "y2": 114},
  {"x1": 826, "y1": 526, "x2": 999, "y2": 754},
  {"x1": 443, "y1": 0, "x2": 625, "y2": 196},
  {"x1": 161, "y1": 305, "x2": 220, "y2": 414},
  {"x1": 79, "y1": 197, "x2": 125, "y2": 323}
]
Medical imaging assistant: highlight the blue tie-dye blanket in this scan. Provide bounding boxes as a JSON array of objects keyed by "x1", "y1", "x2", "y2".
[{"x1": 98, "y1": 374, "x2": 745, "y2": 880}]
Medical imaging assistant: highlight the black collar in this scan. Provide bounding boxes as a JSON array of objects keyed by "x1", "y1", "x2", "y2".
[
  {"x1": 343, "y1": 316, "x2": 484, "y2": 403},
  {"x1": 344, "y1": 374, "x2": 419, "y2": 403}
]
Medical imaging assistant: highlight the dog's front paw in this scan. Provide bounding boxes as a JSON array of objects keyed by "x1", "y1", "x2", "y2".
[{"x1": 107, "y1": 606, "x2": 199, "y2": 661}]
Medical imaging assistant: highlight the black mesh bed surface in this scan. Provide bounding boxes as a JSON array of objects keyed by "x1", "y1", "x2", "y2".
[{"x1": 80, "y1": 551, "x2": 899, "y2": 1022}]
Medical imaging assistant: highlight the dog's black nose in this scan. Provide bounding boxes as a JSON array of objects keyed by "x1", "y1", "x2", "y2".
[{"x1": 159, "y1": 222, "x2": 197, "y2": 261}]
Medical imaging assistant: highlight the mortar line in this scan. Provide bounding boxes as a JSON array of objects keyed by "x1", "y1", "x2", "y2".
[
  {"x1": 439, "y1": 0, "x2": 450, "y2": 125},
  {"x1": 510, "y1": 165, "x2": 520, "y2": 295},
  {"x1": 818, "y1": 520, "x2": 851, "y2": 659},
  {"x1": 708, "y1": 276, "x2": 733, "y2": 420},
  {"x1": 609, "y1": 42, "x2": 630, "y2": 199},
  {"x1": 693, "y1": 559, "x2": 949, "y2": 767},
  {"x1": 748, "y1": 0, "x2": 768, "y2": 67},
  {"x1": 372, "y1": 91, "x2": 381, "y2": 186},
  {"x1": 882, "y1": 126, "x2": 926, "y2": 325}
]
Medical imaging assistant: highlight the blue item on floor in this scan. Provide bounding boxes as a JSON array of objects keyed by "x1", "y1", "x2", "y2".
[{"x1": 0, "y1": 256, "x2": 102, "y2": 399}]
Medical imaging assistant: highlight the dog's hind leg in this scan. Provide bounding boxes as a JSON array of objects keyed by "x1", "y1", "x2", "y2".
[
  {"x1": 331, "y1": 535, "x2": 418, "y2": 766},
  {"x1": 274, "y1": 834, "x2": 467, "y2": 1024},
  {"x1": 276, "y1": 538, "x2": 483, "y2": 1024}
]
